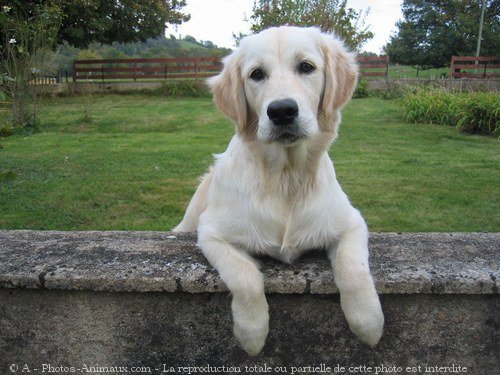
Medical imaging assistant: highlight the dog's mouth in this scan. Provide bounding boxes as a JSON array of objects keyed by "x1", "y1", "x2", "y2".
[
  {"x1": 268, "y1": 126, "x2": 307, "y2": 144},
  {"x1": 274, "y1": 133, "x2": 302, "y2": 144}
]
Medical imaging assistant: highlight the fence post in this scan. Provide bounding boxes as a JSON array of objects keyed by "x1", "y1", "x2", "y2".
[
  {"x1": 449, "y1": 56, "x2": 455, "y2": 80},
  {"x1": 73, "y1": 61, "x2": 77, "y2": 82},
  {"x1": 164, "y1": 63, "x2": 167, "y2": 80},
  {"x1": 134, "y1": 62, "x2": 137, "y2": 81}
]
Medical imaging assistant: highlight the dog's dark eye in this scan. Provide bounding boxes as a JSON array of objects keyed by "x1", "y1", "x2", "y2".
[
  {"x1": 298, "y1": 61, "x2": 315, "y2": 74},
  {"x1": 250, "y1": 68, "x2": 265, "y2": 81}
]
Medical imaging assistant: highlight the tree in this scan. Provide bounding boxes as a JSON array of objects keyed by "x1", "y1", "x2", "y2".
[
  {"x1": 384, "y1": 0, "x2": 500, "y2": 69},
  {"x1": 0, "y1": 0, "x2": 190, "y2": 127},
  {"x1": 248, "y1": 0, "x2": 373, "y2": 51},
  {"x1": 0, "y1": 2, "x2": 62, "y2": 126},
  {"x1": 1, "y1": 0, "x2": 190, "y2": 49}
]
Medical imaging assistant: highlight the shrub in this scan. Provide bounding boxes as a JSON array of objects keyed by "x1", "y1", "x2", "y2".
[
  {"x1": 353, "y1": 78, "x2": 369, "y2": 98},
  {"x1": 402, "y1": 88, "x2": 500, "y2": 136},
  {"x1": 378, "y1": 80, "x2": 418, "y2": 100},
  {"x1": 0, "y1": 123, "x2": 14, "y2": 137}
]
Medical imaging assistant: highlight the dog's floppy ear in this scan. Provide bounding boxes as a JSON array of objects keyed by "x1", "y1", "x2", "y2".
[
  {"x1": 207, "y1": 52, "x2": 250, "y2": 137},
  {"x1": 320, "y1": 34, "x2": 358, "y2": 135}
]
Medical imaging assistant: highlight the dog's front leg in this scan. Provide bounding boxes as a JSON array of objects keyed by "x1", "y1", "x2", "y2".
[
  {"x1": 198, "y1": 232, "x2": 269, "y2": 355},
  {"x1": 328, "y1": 216, "x2": 384, "y2": 346}
]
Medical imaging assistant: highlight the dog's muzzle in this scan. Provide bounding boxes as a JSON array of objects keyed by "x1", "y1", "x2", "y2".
[
  {"x1": 266, "y1": 98, "x2": 306, "y2": 144},
  {"x1": 267, "y1": 98, "x2": 299, "y2": 126}
]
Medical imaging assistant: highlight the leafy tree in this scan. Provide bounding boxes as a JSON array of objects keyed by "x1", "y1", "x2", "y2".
[
  {"x1": 0, "y1": 2, "x2": 62, "y2": 126},
  {"x1": 1, "y1": 0, "x2": 190, "y2": 49},
  {"x1": 58, "y1": 0, "x2": 190, "y2": 48},
  {"x1": 75, "y1": 49, "x2": 102, "y2": 61},
  {"x1": 384, "y1": 0, "x2": 500, "y2": 69},
  {"x1": 248, "y1": 0, "x2": 373, "y2": 51}
]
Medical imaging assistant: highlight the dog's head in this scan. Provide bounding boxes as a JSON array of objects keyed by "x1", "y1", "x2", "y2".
[{"x1": 208, "y1": 26, "x2": 358, "y2": 145}]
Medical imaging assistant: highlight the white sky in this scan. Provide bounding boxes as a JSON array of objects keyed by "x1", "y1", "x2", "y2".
[{"x1": 173, "y1": 0, "x2": 403, "y2": 53}]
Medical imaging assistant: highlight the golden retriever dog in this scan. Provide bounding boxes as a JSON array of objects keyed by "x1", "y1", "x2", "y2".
[{"x1": 174, "y1": 26, "x2": 384, "y2": 355}]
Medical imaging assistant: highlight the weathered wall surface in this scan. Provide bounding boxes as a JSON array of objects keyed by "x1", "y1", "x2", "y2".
[{"x1": 0, "y1": 231, "x2": 498, "y2": 374}]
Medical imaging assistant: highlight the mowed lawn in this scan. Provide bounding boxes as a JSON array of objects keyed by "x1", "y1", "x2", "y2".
[{"x1": 0, "y1": 94, "x2": 498, "y2": 232}]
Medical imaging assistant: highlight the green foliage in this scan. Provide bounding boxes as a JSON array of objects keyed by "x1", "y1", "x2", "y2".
[
  {"x1": 385, "y1": 0, "x2": 499, "y2": 68},
  {"x1": 152, "y1": 81, "x2": 211, "y2": 98},
  {"x1": 60, "y1": 0, "x2": 190, "y2": 48},
  {"x1": 53, "y1": 35, "x2": 231, "y2": 75},
  {"x1": 75, "y1": 49, "x2": 102, "y2": 61},
  {"x1": 248, "y1": 0, "x2": 373, "y2": 50},
  {"x1": 353, "y1": 78, "x2": 369, "y2": 98},
  {"x1": 59, "y1": 80, "x2": 212, "y2": 98},
  {"x1": 0, "y1": 88, "x2": 9, "y2": 100},
  {"x1": 0, "y1": 2, "x2": 62, "y2": 57},
  {"x1": 0, "y1": 122, "x2": 14, "y2": 137},
  {"x1": 378, "y1": 82, "x2": 416, "y2": 100},
  {"x1": 403, "y1": 88, "x2": 500, "y2": 136},
  {"x1": 0, "y1": 1, "x2": 190, "y2": 49},
  {"x1": 0, "y1": 2, "x2": 62, "y2": 126}
]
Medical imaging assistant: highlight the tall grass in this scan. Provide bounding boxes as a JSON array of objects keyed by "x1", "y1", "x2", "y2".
[{"x1": 402, "y1": 88, "x2": 500, "y2": 136}]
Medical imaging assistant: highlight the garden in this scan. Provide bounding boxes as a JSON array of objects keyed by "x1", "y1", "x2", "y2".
[
  {"x1": 0, "y1": 0, "x2": 498, "y2": 234},
  {"x1": 1, "y1": 89, "x2": 498, "y2": 233}
]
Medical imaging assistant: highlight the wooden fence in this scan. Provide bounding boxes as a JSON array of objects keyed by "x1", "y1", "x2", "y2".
[
  {"x1": 450, "y1": 56, "x2": 500, "y2": 79},
  {"x1": 29, "y1": 70, "x2": 70, "y2": 85},
  {"x1": 29, "y1": 55, "x2": 500, "y2": 85},
  {"x1": 73, "y1": 55, "x2": 390, "y2": 82},
  {"x1": 357, "y1": 55, "x2": 389, "y2": 77},
  {"x1": 73, "y1": 57, "x2": 222, "y2": 82}
]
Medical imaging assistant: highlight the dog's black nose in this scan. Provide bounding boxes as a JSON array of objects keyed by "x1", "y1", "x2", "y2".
[{"x1": 267, "y1": 98, "x2": 299, "y2": 126}]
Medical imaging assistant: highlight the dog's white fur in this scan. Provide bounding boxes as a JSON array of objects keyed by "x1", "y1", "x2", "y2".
[{"x1": 174, "y1": 26, "x2": 384, "y2": 355}]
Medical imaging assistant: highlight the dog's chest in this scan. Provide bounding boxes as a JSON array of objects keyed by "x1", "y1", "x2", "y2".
[
  {"x1": 213, "y1": 142, "x2": 341, "y2": 258},
  {"x1": 237, "y1": 190, "x2": 335, "y2": 260}
]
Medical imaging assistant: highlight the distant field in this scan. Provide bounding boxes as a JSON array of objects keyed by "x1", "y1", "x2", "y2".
[{"x1": 0, "y1": 95, "x2": 498, "y2": 232}]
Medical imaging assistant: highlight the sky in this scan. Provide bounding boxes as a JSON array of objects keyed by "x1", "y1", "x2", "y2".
[{"x1": 174, "y1": 0, "x2": 404, "y2": 53}]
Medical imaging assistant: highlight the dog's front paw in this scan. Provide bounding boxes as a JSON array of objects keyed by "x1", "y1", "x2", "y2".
[
  {"x1": 232, "y1": 296, "x2": 269, "y2": 356},
  {"x1": 233, "y1": 315, "x2": 269, "y2": 356},
  {"x1": 340, "y1": 287, "x2": 384, "y2": 347}
]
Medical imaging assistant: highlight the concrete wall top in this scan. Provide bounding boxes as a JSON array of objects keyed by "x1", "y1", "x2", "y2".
[{"x1": 0, "y1": 230, "x2": 498, "y2": 295}]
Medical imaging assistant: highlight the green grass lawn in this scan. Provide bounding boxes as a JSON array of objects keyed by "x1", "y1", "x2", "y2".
[
  {"x1": 0, "y1": 94, "x2": 498, "y2": 232},
  {"x1": 387, "y1": 65, "x2": 449, "y2": 79}
]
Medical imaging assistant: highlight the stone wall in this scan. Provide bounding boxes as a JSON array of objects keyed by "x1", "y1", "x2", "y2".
[{"x1": 0, "y1": 231, "x2": 498, "y2": 374}]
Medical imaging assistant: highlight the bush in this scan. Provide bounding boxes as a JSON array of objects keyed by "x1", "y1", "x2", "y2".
[
  {"x1": 0, "y1": 123, "x2": 14, "y2": 137},
  {"x1": 402, "y1": 88, "x2": 500, "y2": 136},
  {"x1": 353, "y1": 78, "x2": 369, "y2": 98}
]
